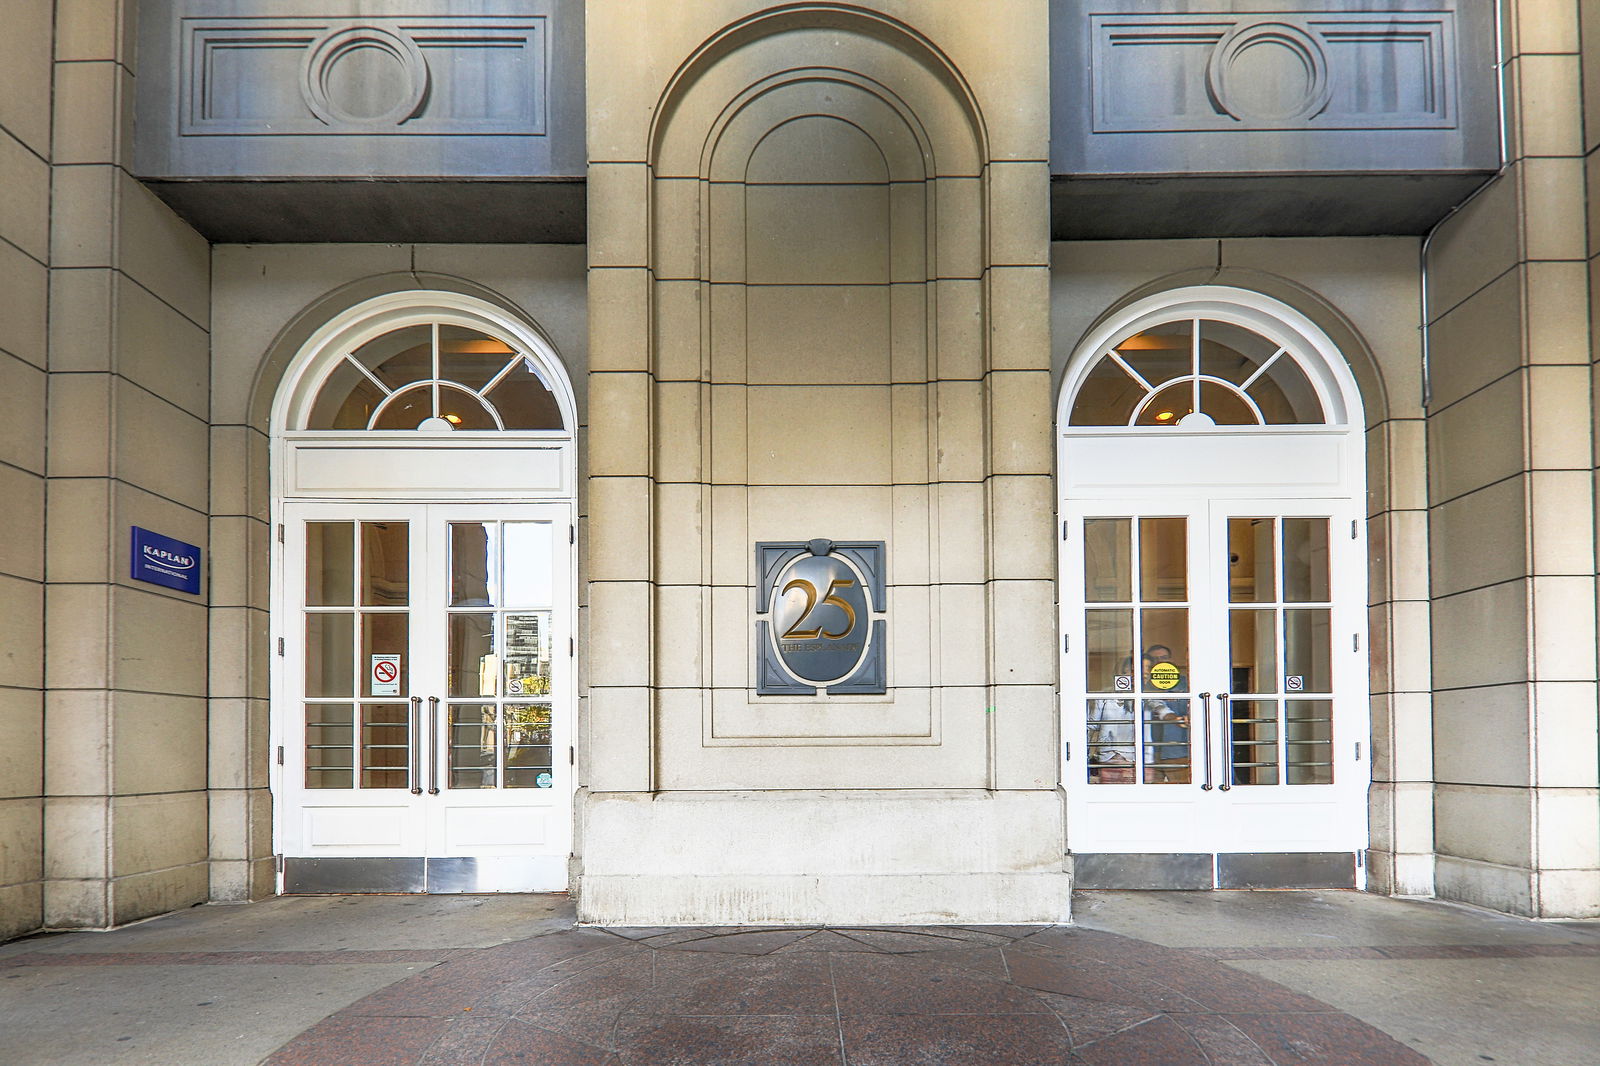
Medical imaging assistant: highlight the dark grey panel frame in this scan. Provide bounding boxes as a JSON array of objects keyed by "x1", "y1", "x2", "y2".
[
  {"x1": 1073, "y1": 853, "x2": 1214, "y2": 890},
  {"x1": 135, "y1": 1, "x2": 584, "y2": 183},
  {"x1": 1049, "y1": 0, "x2": 1500, "y2": 238},
  {"x1": 1217, "y1": 852, "x2": 1357, "y2": 889}
]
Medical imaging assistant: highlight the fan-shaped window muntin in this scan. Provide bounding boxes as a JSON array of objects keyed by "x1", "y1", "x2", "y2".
[
  {"x1": 1070, "y1": 318, "x2": 1326, "y2": 429},
  {"x1": 307, "y1": 321, "x2": 565, "y2": 432}
]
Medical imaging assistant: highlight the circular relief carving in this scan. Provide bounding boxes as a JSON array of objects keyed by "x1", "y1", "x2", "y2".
[
  {"x1": 1206, "y1": 22, "x2": 1331, "y2": 126},
  {"x1": 302, "y1": 25, "x2": 428, "y2": 127}
]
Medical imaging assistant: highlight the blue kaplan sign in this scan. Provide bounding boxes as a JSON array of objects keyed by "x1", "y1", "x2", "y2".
[{"x1": 130, "y1": 527, "x2": 202, "y2": 595}]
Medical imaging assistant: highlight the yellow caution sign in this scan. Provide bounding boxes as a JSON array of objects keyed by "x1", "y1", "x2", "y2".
[{"x1": 1149, "y1": 661, "x2": 1181, "y2": 690}]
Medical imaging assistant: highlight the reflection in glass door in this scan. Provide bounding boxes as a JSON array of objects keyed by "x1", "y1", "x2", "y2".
[{"x1": 280, "y1": 503, "x2": 572, "y2": 893}]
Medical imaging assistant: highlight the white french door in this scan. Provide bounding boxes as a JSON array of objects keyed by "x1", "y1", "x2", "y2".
[
  {"x1": 1063, "y1": 498, "x2": 1369, "y2": 868},
  {"x1": 277, "y1": 501, "x2": 573, "y2": 891}
]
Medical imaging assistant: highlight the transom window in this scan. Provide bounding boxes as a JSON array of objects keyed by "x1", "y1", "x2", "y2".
[
  {"x1": 308, "y1": 322, "x2": 564, "y2": 431},
  {"x1": 1069, "y1": 318, "x2": 1325, "y2": 428}
]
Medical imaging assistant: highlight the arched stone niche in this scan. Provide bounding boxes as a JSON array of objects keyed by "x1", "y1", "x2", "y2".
[{"x1": 647, "y1": 8, "x2": 1010, "y2": 787}]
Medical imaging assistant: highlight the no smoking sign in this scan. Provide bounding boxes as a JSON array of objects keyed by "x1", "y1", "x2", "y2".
[{"x1": 370, "y1": 654, "x2": 401, "y2": 696}]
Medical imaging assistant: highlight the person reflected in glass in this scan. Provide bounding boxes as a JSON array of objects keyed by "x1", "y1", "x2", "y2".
[
  {"x1": 1088, "y1": 657, "x2": 1136, "y2": 783},
  {"x1": 1143, "y1": 644, "x2": 1191, "y2": 783}
]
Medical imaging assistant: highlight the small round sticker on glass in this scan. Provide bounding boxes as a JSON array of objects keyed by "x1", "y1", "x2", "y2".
[
  {"x1": 535, "y1": 771, "x2": 553, "y2": 788},
  {"x1": 1149, "y1": 662, "x2": 1181, "y2": 690}
]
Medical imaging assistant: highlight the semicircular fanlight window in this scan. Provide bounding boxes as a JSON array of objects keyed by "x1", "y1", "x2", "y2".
[
  {"x1": 306, "y1": 323, "x2": 565, "y2": 432},
  {"x1": 1069, "y1": 318, "x2": 1326, "y2": 428}
]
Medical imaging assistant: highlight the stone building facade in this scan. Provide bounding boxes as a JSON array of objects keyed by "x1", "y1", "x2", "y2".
[{"x1": 1, "y1": 0, "x2": 1597, "y2": 938}]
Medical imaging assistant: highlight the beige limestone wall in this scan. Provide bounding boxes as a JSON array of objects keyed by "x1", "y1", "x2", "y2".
[
  {"x1": 0, "y1": 0, "x2": 53, "y2": 942},
  {"x1": 1424, "y1": 0, "x2": 1599, "y2": 917},
  {"x1": 208, "y1": 243, "x2": 588, "y2": 898},
  {"x1": 41, "y1": 0, "x2": 215, "y2": 928},
  {"x1": 1051, "y1": 236, "x2": 1434, "y2": 894},
  {"x1": 581, "y1": 0, "x2": 1066, "y2": 924}
]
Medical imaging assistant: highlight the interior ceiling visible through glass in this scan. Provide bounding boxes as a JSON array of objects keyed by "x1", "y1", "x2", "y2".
[
  {"x1": 307, "y1": 322, "x2": 564, "y2": 431},
  {"x1": 1070, "y1": 318, "x2": 1326, "y2": 428}
]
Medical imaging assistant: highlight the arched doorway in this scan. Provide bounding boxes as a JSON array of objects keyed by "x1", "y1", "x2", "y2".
[
  {"x1": 269, "y1": 291, "x2": 578, "y2": 893},
  {"x1": 1058, "y1": 286, "x2": 1370, "y2": 890}
]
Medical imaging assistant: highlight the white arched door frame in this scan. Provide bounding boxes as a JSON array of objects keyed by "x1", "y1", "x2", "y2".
[
  {"x1": 1057, "y1": 286, "x2": 1371, "y2": 890},
  {"x1": 268, "y1": 291, "x2": 579, "y2": 895}
]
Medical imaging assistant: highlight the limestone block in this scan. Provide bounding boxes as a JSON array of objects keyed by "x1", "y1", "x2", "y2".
[
  {"x1": 1536, "y1": 787, "x2": 1600, "y2": 868},
  {"x1": 588, "y1": 476, "x2": 653, "y2": 583},
  {"x1": 49, "y1": 164, "x2": 115, "y2": 268},
  {"x1": 987, "y1": 161, "x2": 1050, "y2": 268},
  {"x1": 707, "y1": 483, "x2": 749, "y2": 586},
  {"x1": 589, "y1": 163, "x2": 650, "y2": 268},
  {"x1": 0, "y1": 351, "x2": 46, "y2": 475},
  {"x1": 1431, "y1": 581, "x2": 1525, "y2": 692},
  {"x1": 0, "y1": 132, "x2": 49, "y2": 261},
  {"x1": 1428, "y1": 477, "x2": 1525, "y2": 598},
  {"x1": 1384, "y1": 418, "x2": 1428, "y2": 513},
  {"x1": 44, "y1": 583, "x2": 109, "y2": 691},
  {"x1": 206, "y1": 605, "x2": 269, "y2": 702},
  {"x1": 1526, "y1": 365, "x2": 1593, "y2": 469},
  {"x1": 654, "y1": 583, "x2": 707, "y2": 689},
  {"x1": 110, "y1": 862, "x2": 209, "y2": 926},
  {"x1": 1432, "y1": 683, "x2": 1530, "y2": 788},
  {"x1": 1426, "y1": 373, "x2": 1524, "y2": 504},
  {"x1": 707, "y1": 287, "x2": 747, "y2": 385},
  {"x1": 589, "y1": 266, "x2": 650, "y2": 372},
  {"x1": 1535, "y1": 868, "x2": 1600, "y2": 918},
  {"x1": 1436, "y1": 854, "x2": 1534, "y2": 916},
  {"x1": 1387, "y1": 507, "x2": 1431, "y2": 603},
  {"x1": 0, "y1": 0, "x2": 51, "y2": 154},
  {"x1": 1424, "y1": 267, "x2": 1521, "y2": 411},
  {"x1": 652, "y1": 481, "x2": 705, "y2": 586},
  {"x1": 1526, "y1": 261, "x2": 1591, "y2": 366},
  {"x1": 0, "y1": 796, "x2": 43, "y2": 886},
  {"x1": 1436, "y1": 783, "x2": 1532, "y2": 867},
  {"x1": 56, "y1": 0, "x2": 136, "y2": 64},
  {"x1": 1389, "y1": 690, "x2": 1435, "y2": 783},
  {"x1": 209, "y1": 424, "x2": 270, "y2": 523},
  {"x1": 1423, "y1": 172, "x2": 1518, "y2": 318},
  {"x1": 706, "y1": 583, "x2": 751, "y2": 689},
  {"x1": 991, "y1": 579, "x2": 1059, "y2": 686},
  {"x1": 0, "y1": 238, "x2": 47, "y2": 369},
  {"x1": 0, "y1": 463, "x2": 44, "y2": 583},
  {"x1": 586, "y1": 581, "x2": 653, "y2": 688},
  {"x1": 116, "y1": 585, "x2": 209, "y2": 697},
  {"x1": 112, "y1": 376, "x2": 210, "y2": 513},
  {"x1": 1522, "y1": 157, "x2": 1587, "y2": 263},
  {"x1": 991, "y1": 684, "x2": 1060, "y2": 790},
  {"x1": 651, "y1": 178, "x2": 700, "y2": 281},
  {"x1": 586, "y1": 372, "x2": 651, "y2": 476},
  {"x1": 934, "y1": 177, "x2": 983, "y2": 279},
  {"x1": 989, "y1": 474, "x2": 1056, "y2": 582},
  {"x1": 936, "y1": 279, "x2": 984, "y2": 382},
  {"x1": 44, "y1": 794, "x2": 109, "y2": 879},
  {"x1": 935, "y1": 481, "x2": 987, "y2": 584},
  {"x1": 115, "y1": 173, "x2": 210, "y2": 328},
  {"x1": 110, "y1": 791, "x2": 207, "y2": 878},
  {"x1": 932, "y1": 380, "x2": 984, "y2": 483},
  {"x1": 1530, "y1": 575, "x2": 1598, "y2": 680},
  {"x1": 652, "y1": 379, "x2": 704, "y2": 483},
  {"x1": 208, "y1": 515, "x2": 270, "y2": 610},
  {"x1": 112, "y1": 693, "x2": 206, "y2": 796},
  {"x1": 0, "y1": 882, "x2": 42, "y2": 941},
  {"x1": 586, "y1": 686, "x2": 653, "y2": 792},
  {"x1": 890, "y1": 484, "x2": 932, "y2": 586},
  {"x1": 989, "y1": 267, "x2": 1051, "y2": 372},
  {"x1": 1505, "y1": 54, "x2": 1584, "y2": 161},
  {"x1": 44, "y1": 688, "x2": 110, "y2": 796},
  {"x1": 889, "y1": 283, "x2": 931, "y2": 383},
  {"x1": 890, "y1": 384, "x2": 931, "y2": 484},
  {"x1": 746, "y1": 387, "x2": 892, "y2": 485},
  {"x1": 52, "y1": 60, "x2": 134, "y2": 167},
  {"x1": 0, "y1": 687, "x2": 41, "y2": 800},
  {"x1": 745, "y1": 286, "x2": 892, "y2": 385},
  {"x1": 987, "y1": 368, "x2": 1053, "y2": 476},
  {"x1": 1532, "y1": 680, "x2": 1600, "y2": 788},
  {"x1": 744, "y1": 485, "x2": 895, "y2": 544},
  {"x1": 936, "y1": 582, "x2": 988, "y2": 687},
  {"x1": 652, "y1": 279, "x2": 702, "y2": 381},
  {"x1": 1530, "y1": 470, "x2": 1596, "y2": 577}
]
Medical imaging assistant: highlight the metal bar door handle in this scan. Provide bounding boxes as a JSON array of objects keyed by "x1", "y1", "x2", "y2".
[
  {"x1": 1217, "y1": 693, "x2": 1232, "y2": 791},
  {"x1": 408, "y1": 697, "x2": 423, "y2": 795},
  {"x1": 1198, "y1": 693, "x2": 1213, "y2": 791},
  {"x1": 427, "y1": 696, "x2": 441, "y2": 795}
]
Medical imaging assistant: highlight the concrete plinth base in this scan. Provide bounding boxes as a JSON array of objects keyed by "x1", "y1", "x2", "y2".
[{"x1": 574, "y1": 788, "x2": 1072, "y2": 926}]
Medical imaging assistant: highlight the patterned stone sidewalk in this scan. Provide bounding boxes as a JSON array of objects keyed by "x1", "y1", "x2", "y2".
[{"x1": 241, "y1": 924, "x2": 1439, "y2": 1065}]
